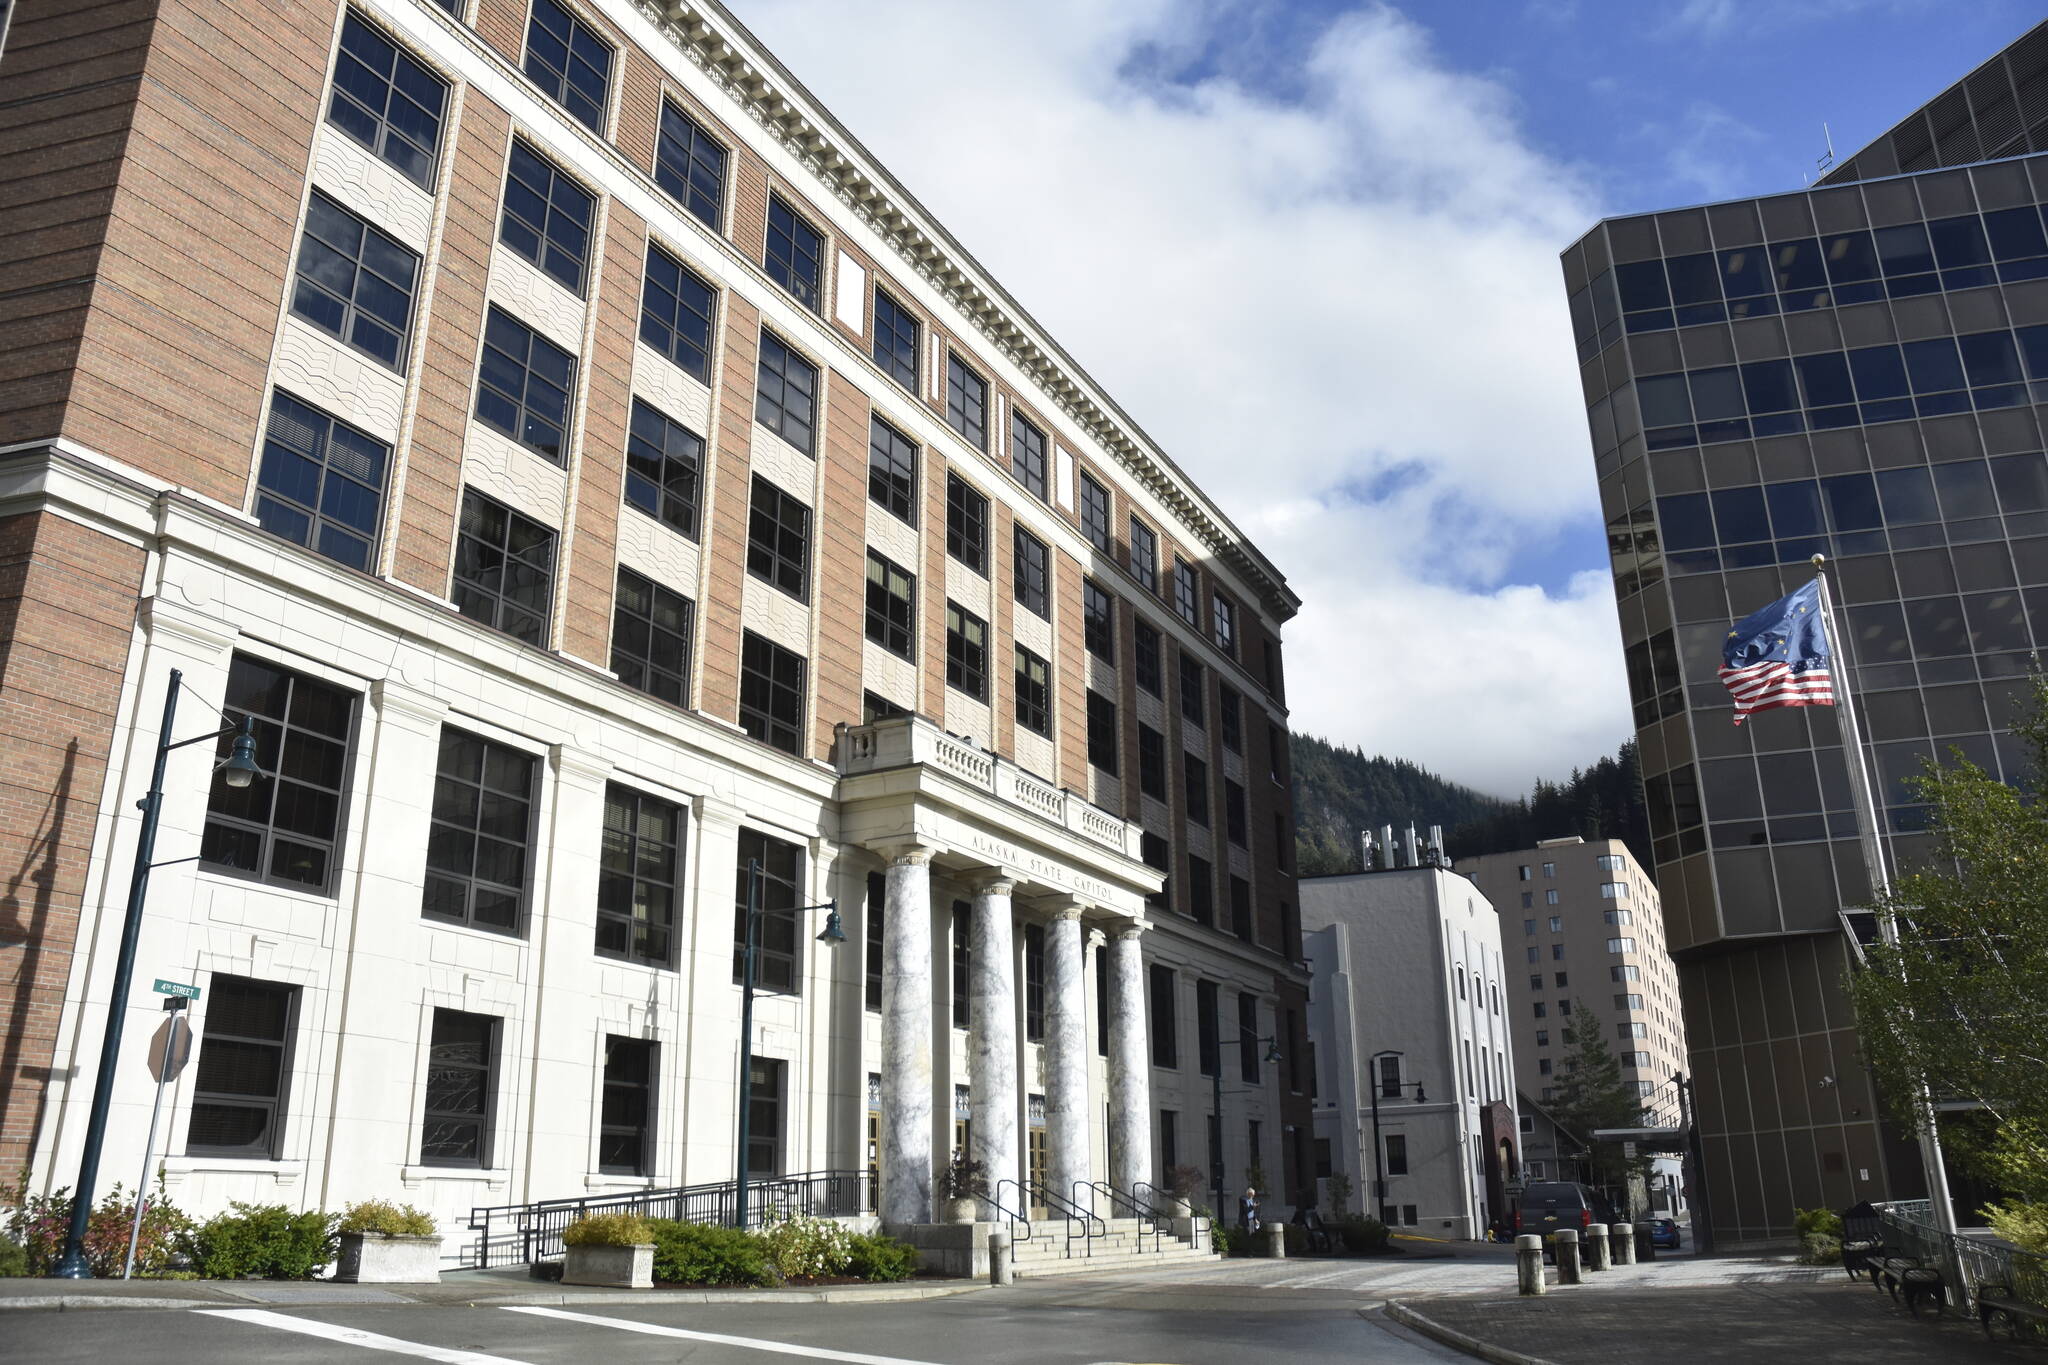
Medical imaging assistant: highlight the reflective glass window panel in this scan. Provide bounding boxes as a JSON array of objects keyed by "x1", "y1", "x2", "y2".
[
  {"x1": 1711, "y1": 486, "x2": 1767, "y2": 546},
  {"x1": 946, "y1": 474, "x2": 988, "y2": 573},
  {"x1": 639, "y1": 245, "x2": 715, "y2": 382},
  {"x1": 868, "y1": 415, "x2": 917, "y2": 523},
  {"x1": 500, "y1": 139, "x2": 593, "y2": 294},
  {"x1": 200, "y1": 653, "x2": 357, "y2": 893},
  {"x1": 622, "y1": 398, "x2": 702, "y2": 539},
  {"x1": 187, "y1": 975, "x2": 297, "y2": 1157},
  {"x1": 734, "y1": 829, "x2": 804, "y2": 993},
  {"x1": 423, "y1": 728, "x2": 535, "y2": 935},
  {"x1": 329, "y1": 13, "x2": 448, "y2": 189},
  {"x1": 1903, "y1": 336, "x2": 1966, "y2": 394},
  {"x1": 1173, "y1": 559, "x2": 1198, "y2": 625},
  {"x1": 1138, "y1": 723, "x2": 1166, "y2": 798},
  {"x1": 254, "y1": 391, "x2": 389, "y2": 573},
  {"x1": 1086, "y1": 691, "x2": 1118, "y2": 774},
  {"x1": 1959, "y1": 331, "x2": 2022, "y2": 387},
  {"x1": 1179, "y1": 651, "x2": 1206, "y2": 726},
  {"x1": 452, "y1": 488, "x2": 556, "y2": 644},
  {"x1": 1013, "y1": 412, "x2": 1049, "y2": 501},
  {"x1": 1992, "y1": 454, "x2": 2048, "y2": 513},
  {"x1": 1080, "y1": 473, "x2": 1112, "y2": 553},
  {"x1": 1929, "y1": 215, "x2": 1992, "y2": 267},
  {"x1": 653, "y1": 101, "x2": 726, "y2": 229},
  {"x1": 1772, "y1": 238, "x2": 1829, "y2": 291},
  {"x1": 1689, "y1": 366, "x2": 1744, "y2": 420},
  {"x1": 1847, "y1": 345, "x2": 1910, "y2": 400},
  {"x1": 946, "y1": 353, "x2": 988, "y2": 450},
  {"x1": 1664, "y1": 252, "x2": 1722, "y2": 314},
  {"x1": 610, "y1": 566, "x2": 693, "y2": 707},
  {"x1": 1129, "y1": 517, "x2": 1158, "y2": 591},
  {"x1": 1134, "y1": 619, "x2": 1162, "y2": 695},
  {"x1": 1875, "y1": 466, "x2": 1939, "y2": 525},
  {"x1": 597, "y1": 785, "x2": 682, "y2": 967},
  {"x1": 1637, "y1": 374, "x2": 1692, "y2": 428},
  {"x1": 1616, "y1": 259, "x2": 1669, "y2": 311},
  {"x1": 872, "y1": 288, "x2": 919, "y2": 393},
  {"x1": 1656, "y1": 492, "x2": 1714, "y2": 551},
  {"x1": 524, "y1": 0, "x2": 612, "y2": 133},
  {"x1": 755, "y1": 331, "x2": 817, "y2": 454},
  {"x1": 1740, "y1": 359, "x2": 1798, "y2": 414},
  {"x1": 1986, "y1": 206, "x2": 2048, "y2": 261},
  {"x1": 1015, "y1": 646, "x2": 1051, "y2": 736},
  {"x1": 1013, "y1": 527, "x2": 1049, "y2": 617},
  {"x1": 765, "y1": 195, "x2": 823, "y2": 311},
  {"x1": 291, "y1": 192, "x2": 418, "y2": 370},
  {"x1": 475, "y1": 306, "x2": 575, "y2": 462},
  {"x1": 945, "y1": 602, "x2": 987, "y2": 700},
  {"x1": 421, "y1": 1009, "x2": 497, "y2": 1165},
  {"x1": 1873, "y1": 223, "x2": 1934, "y2": 276},
  {"x1": 1822, "y1": 230, "x2": 1879, "y2": 282},
  {"x1": 2017, "y1": 324, "x2": 2048, "y2": 379},
  {"x1": 746, "y1": 475, "x2": 810, "y2": 600},
  {"x1": 1185, "y1": 755, "x2": 1209, "y2": 827},
  {"x1": 738, "y1": 630, "x2": 805, "y2": 755},
  {"x1": 1934, "y1": 461, "x2": 1998, "y2": 520},
  {"x1": 1082, "y1": 578, "x2": 1115, "y2": 662},
  {"x1": 598, "y1": 1037, "x2": 656, "y2": 1174},
  {"x1": 1821, "y1": 473, "x2": 1882, "y2": 532},
  {"x1": 1794, "y1": 351, "x2": 1854, "y2": 408},
  {"x1": 1718, "y1": 245, "x2": 1771, "y2": 299}
]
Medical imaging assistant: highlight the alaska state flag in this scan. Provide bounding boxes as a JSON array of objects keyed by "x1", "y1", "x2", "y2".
[{"x1": 1719, "y1": 579, "x2": 1836, "y2": 725}]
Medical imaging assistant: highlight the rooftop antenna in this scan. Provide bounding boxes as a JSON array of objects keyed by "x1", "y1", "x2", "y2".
[{"x1": 1817, "y1": 121, "x2": 1836, "y2": 176}]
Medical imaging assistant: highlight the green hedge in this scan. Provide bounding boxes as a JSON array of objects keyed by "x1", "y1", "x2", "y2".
[
  {"x1": 185, "y1": 1203, "x2": 339, "y2": 1280},
  {"x1": 845, "y1": 1232, "x2": 918, "y2": 1282},
  {"x1": 647, "y1": 1220, "x2": 772, "y2": 1286}
]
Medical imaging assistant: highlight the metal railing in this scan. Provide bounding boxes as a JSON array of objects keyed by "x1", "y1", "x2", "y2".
[
  {"x1": 1079, "y1": 1180, "x2": 1161, "y2": 1257},
  {"x1": 983, "y1": 1179, "x2": 1036, "y2": 1260},
  {"x1": 466, "y1": 1169, "x2": 870, "y2": 1269},
  {"x1": 1877, "y1": 1200, "x2": 2048, "y2": 1314}
]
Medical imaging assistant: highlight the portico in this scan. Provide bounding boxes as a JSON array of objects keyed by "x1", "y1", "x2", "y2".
[{"x1": 836, "y1": 716, "x2": 1162, "y2": 1226}]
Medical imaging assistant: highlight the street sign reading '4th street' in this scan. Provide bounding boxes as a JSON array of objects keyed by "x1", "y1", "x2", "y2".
[{"x1": 152, "y1": 979, "x2": 200, "y2": 1000}]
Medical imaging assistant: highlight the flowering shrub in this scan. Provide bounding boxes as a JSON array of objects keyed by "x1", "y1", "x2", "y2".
[
  {"x1": 756, "y1": 1209, "x2": 852, "y2": 1279},
  {"x1": 1, "y1": 1170, "x2": 190, "y2": 1277}
]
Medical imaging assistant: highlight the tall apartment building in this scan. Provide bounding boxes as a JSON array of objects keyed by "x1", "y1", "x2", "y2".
[
  {"x1": 1558, "y1": 20, "x2": 2048, "y2": 1240},
  {"x1": 0, "y1": 0, "x2": 1308, "y2": 1252}
]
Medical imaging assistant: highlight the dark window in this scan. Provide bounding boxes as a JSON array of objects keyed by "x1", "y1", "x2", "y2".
[
  {"x1": 1129, "y1": 519, "x2": 1157, "y2": 591},
  {"x1": 611, "y1": 566, "x2": 693, "y2": 707},
  {"x1": 1141, "y1": 831, "x2": 1170, "y2": 914},
  {"x1": 421, "y1": 1008, "x2": 498, "y2": 1167},
  {"x1": 1384, "y1": 1132, "x2": 1407, "y2": 1176},
  {"x1": 873, "y1": 288, "x2": 919, "y2": 392},
  {"x1": 1015, "y1": 646, "x2": 1051, "y2": 736},
  {"x1": 292, "y1": 192, "x2": 418, "y2": 370},
  {"x1": 1238, "y1": 992, "x2": 1260, "y2": 1081},
  {"x1": 1024, "y1": 923, "x2": 1046, "y2": 1042},
  {"x1": 1080, "y1": 473, "x2": 1112, "y2": 553},
  {"x1": 1160, "y1": 1108, "x2": 1178, "y2": 1167},
  {"x1": 1188, "y1": 854, "x2": 1213, "y2": 925},
  {"x1": 946, "y1": 353, "x2": 988, "y2": 450},
  {"x1": 739, "y1": 631, "x2": 805, "y2": 755},
  {"x1": 1173, "y1": 559, "x2": 1198, "y2": 625},
  {"x1": 1212, "y1": 596, "x2": 1235, "y2": 656},
  {"x1": 623, "y1": 398, "x2": 702, "y2": 538},
  {"x1": 423, "y1": 728, "x2": 535, "y2": 935},
  {"x1": 755, "y1": 331, "x2": 818, "y2": 453},
  {"x1": 1134, "y1": 619, "x2": 1162, "y2": 695},
  {"x1": 453, "y1": 488, "x2": 555, "y2": 644},
  {"x1": 1179, "y1": 651, "x2": 1205, "y2": 726},
  {"x1": 599, "y1": 1037, "x2": 655, "y2": 1175},
  {"x1": 653, "y1": 101, "x2": 726, "y2": 229},
  {"x1": 946, "y1": 474, "x2": 988, "y2": 573},
  {"x1": 523, "y1": 0, "x2": 611, "y2": 131},
  {"x1": 746, "y1": 475, "x2": 810, "y2": 600},
  {"x1": 946, "y1": 603, "x2": 987, "y2": 700},
  {"x1": 500, "y1": 139, "x2": 593, "y2": 293},
  {"x1": 1013, "y1": 413, "x2": 1048, "y2": 499},
  {"x1": 865, "y1": 551, "x2": 915, "y2": 658},
  {"x1": 201, "y1": 654, "x2": 357, "y2": 892},
  {"x1": 765, "y1": 195, "x2": 823, "y2": 311},
  {"x1": 639, "y1": 246, "x2": 715, "y2": 382},
  {"x1": 1225, "y1": 780, "x2": 1247, "y2": 846},
  {"x1": 868, "y1": 416, "x2": 917, "y2": 522},
  {"x1": 1138, "y1": 724, "x2": 1166, "y2": 799},
  {"x1": 746, "y1": 1057, "x2": 784, "y2": 1176},
  {"x1": 254, "y1": 391, "x2": 389, "y2": 572},
  {"x1": 597, "y1": 783, "x2": 683, "y2": 966},
  {"x1": 1197, "y1": 980, "x2": 1220, "y2": 1077},
  {"x1": 1099, "y1": 946, "x2": 1111, "y2": 1054},
  {"x1": 329, "y1": 13, "x2": 447, "y2": 188},
  {"x1": 1087, "y1": 691, "x2": 1118, "y2": 773},
  {"x1": 1149, "y1": 964, "x2": 1177, "y2": 1068},
  {"x1": 864, "y1": 871, "x2": 886, "y2": 1012},
  {"x1": 1230, "y1": 876, "x2": 1252, "y2": 940},
  {"x1": 862, "y1": 691, "x2": 906, "y2": 724},
  {"x1": 1219, "y1": 688, "x2": 1242, "y2": 752},
  {"x1": 186, "y1": 976, "x2": 297, "y2": 1158},
  {"x1": 1013, "y1": 527, "x2": 1049, "y2": 616},
  {"x1": 735, "y1": 828, "x2": 804, "y2": 992},
  {"x1": 475, "y1": 306, "x2": 575, "y2": 462},
  {"x1": 1083, "y1": 579, "x2": 1115, "y2": 661},
  {"x1": 952, "y1": 901, "x2": 971, "y2": 1029},
  {"x1": 1185, "y1": 755, "x2": 1210, "y2": 827}
]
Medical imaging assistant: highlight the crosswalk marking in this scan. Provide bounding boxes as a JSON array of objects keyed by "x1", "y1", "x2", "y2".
[
  {"x1": 502, "y1": 1304, "x2": 951, "y2": 1364},
  {"x1": 197, "y1": 1308, "x2": 530, "y2": 1363}
]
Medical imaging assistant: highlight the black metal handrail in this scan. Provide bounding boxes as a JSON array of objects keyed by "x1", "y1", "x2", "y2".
[
  {"x1": 1007, "y1": 1177, "x2": 1102, "y2": 1259},
  {"x1": 983, "y1": 1179, "x2": 1036, "y2": 1259},
  {"x1": 1079, "y1": 1180, "x2": 1160, "y2": 1256},
  {"x1": 1878, "y1": 1201, "x2": 2048, "y2": 1313}
]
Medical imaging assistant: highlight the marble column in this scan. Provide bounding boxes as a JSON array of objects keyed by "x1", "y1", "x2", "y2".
[
  {"x1": 1106, "y1": 922, "x2": 1153, "y2": 1196},
  {"x1": 880, "y1": 846, "x2": 935, "y2": 1226},
  {"x1": 968, "y1": 874, "x2": 1018, "y2": 1218},
  {"x1": 1043, "y1": 903, "x2": 1092, "y2": 1211}
]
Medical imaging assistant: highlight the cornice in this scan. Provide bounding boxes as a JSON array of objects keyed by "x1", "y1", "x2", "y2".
[{"x1": 633, "y1": 0, "x2": 1300, "y2": 624}]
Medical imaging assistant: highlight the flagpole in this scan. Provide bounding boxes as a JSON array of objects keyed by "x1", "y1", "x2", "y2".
[{"x1": 1810, "y1": 555, "x2": 1961, "y2": 1257}]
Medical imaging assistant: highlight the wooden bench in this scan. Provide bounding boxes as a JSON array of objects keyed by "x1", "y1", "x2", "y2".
[
  {"x1": 1875, "y1": 1256, "x2": 1948, "y2": 1317},
  {"x1": 1978, "y1": 1283, "x2": 2048, "y2": 1340}
]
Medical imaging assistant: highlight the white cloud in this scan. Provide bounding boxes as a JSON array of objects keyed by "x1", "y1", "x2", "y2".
[{"x1": 732, "y1": 0, "x2": 1633, "y2": 795}]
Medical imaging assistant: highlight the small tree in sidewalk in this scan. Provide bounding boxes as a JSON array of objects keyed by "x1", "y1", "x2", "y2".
[{"x1": 1546, "y1": 999, "x2": 1650, "y2": 1205}]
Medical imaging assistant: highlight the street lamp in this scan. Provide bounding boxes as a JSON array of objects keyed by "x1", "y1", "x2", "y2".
[
  {"x1": 1210, "y1": 1027, "x2": 1283, "y2": 1220},
  {"x1": 51, "y1": 667, "x2": 261, "y2": 1278},
  {"x1": 1367, "y1": 1048, "x2": 1426, "y2": 1224},
  {"x1": 732, "y1": 857, "x2": 843, "y2": 1229}
]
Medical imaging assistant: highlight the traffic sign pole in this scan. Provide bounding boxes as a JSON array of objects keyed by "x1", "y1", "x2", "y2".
[{"x1": 122, "y1": 998, "x2": 186, "y2": 1280}]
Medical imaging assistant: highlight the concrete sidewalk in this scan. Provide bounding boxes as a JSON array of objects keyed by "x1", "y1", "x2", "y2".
[
  {"x1": 1389, "y1": 1279, "x2": 2036, "y2": 1365},
  {"x1": 0, "y1": 1265, "x2": 984, "y2": 1313}
]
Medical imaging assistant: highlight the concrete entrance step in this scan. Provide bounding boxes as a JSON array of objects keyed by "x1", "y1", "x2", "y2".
[{"x1": 1009, "y1": 1246, "x2": 1218, "y2": 1278}]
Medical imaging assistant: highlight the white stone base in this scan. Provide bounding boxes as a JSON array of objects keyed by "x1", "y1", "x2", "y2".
[
  {"x1": 889, "y1": 1221, "x2": 995, "y2": 1278},
  {"x1": 333, "y1": 1233, "x2": 444, "y2": 1283},
  {"x1": 562, "y1": 1242, "x2": 655, "y2": 1289}
]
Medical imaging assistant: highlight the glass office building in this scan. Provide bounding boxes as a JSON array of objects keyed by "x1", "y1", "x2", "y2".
[{"x1": 1560, "y1": 21, "x2": 2048, "y2": 1242}]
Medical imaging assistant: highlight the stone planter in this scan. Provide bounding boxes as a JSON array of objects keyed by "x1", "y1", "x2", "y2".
[
  {"x1": 562, "y1": 1241, "x2": 655, "y2": 1289},
  {"x1": 1165, "y1": 1196, "x2": 1193, "y2": 1218},
  {"x1": 944, "y1": 1197, "x2": 979, "y2": 1225},
  {"x1": 334, "y1": 1233, "x2": 444, "y2": 1284}
]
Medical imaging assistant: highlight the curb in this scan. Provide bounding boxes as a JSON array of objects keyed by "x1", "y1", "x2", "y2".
[
  {"x1": 0, "y1": 1296, "x2": 229, "y2": 1313},
  {"x1": 0, "y1": 1280, "x2": 988, "y2": 1314},
  {"x1": 1380, "y1": 1300, "x2": 1563, "y2": 1365}
]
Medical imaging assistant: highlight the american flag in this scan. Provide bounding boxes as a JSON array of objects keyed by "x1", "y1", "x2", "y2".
[{"x1": 1719, "y1": 579, "x2": 1835, "y2": 725}]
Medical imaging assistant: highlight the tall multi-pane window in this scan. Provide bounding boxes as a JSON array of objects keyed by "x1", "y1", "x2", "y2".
[
  {"x1": 1239, "y1": 993, "x2": 1260, "y2": 1081},
  {"x1": 186, "y1": 976, "x2": 298, "y2": 1158},
  {"x1": 291, "y1": 192, "x2": 419, "y2": 370},
  {"x1": 735, "y1": 829, "x2": 804, "y2": 992},
  {"x1": 946, "y1": 353, "x2": 988, "y2": 450},
  {"x1": 653, "y1": 100, "x2": 726, "y2": 229},
  {"x1": 1134, "y1": 620, "x2": 1162, "y2": 695},
  {"x1": 254, "y1": 392, "x2": 389, "y2": 572},
  {"x1": 755, "y1": 331, "x2": 817, "y2": 453},
  {"x1": 1079, "y1": 474, "x2": 1112, "y2": 554},
  {"x1": 1141, "y1": 832, "x2": 1170, "y2": 915},
  {"x1": 1196, "y1": 980, "x2": 1220, "y2": 1077},
  {"x1": 329, "y1": 13, "x2": 448, "y2": 189},
  {"x1": 639, "y1": 246, "x2": 715, "y2": 382},
  {"x1": 475, "y1": 307, "x2": 576, "y2": 462},
  {"x1": 746, "y1": 476, "x2": 811, "y2": 600},
  {"x1": 1225, "y1": 780, "x2": 1247, "y2": 846},
  {"x1": 739, "y1": 630, "x2": 805, "y2": 754},
  {"x1": 622, "y1": 399, "x2": 702, "y2": 539},
  {"x1": 611, "y1": 567, "x2": 693, "y2": 706},
  {"x1": 946, "y1": 474, "x2": 988, "y2": 573},
  {"x1": 765, "y1": 195, "x2": 823, "y2": 311},
  {"x1": 1149, "y1": 965, "x2": 1177, "y2": 1068},
  {"x1": 423, "y1": 728, "x2": 535, "y2": 935},
  {"x1": 1014, "y1": 647, "x2": 1051, "y2": 736},
  {"x1": 864, "y1": 871, "x2": 886, "y2": 1012},
  {"x1": 1212, "y1": 595, "x2": 1236, "y2": 656},
  {"x1": 201, "y1": 653, "x2": 356, "y2": 892},
  {"x1": 1012, "y1": 412, "x2": 1047, "y2": 500},
  {"x1": 421, "y1": 1009, "x2": 497, "y2": 1167},
  {"x1": 946, "y1": 603, "x2": 987, "y2": 700},
  {"x1": 1219, "y1": 688, "x2": 1242, "y2": 752},
  {"x1": 873, "y1": 288, "x2": 919, "y2": 392},
  {"x1": 747, "y1": 1058, "x2": 785, "y2": 1176},
  {"x1": 1185, "y1": 755, "x2": 1210, "y2": 827},
  {"x1": 865, "y1": 551, "x2": 915, "y2": 658},
  {"x1": 1023, "y1": 923, "x2": 1047, "y2": 1041},
  {"x1": 868, "y1": 416, "x2": 917, "y2": 522},
  {"x1": 500, "y1": 139, "x2": 594, "y2": 293},
  {"x1": 1013, "y1": 527, "x2": 1048, "y2": 616},
  {"x1": 1129, "y1": 518, "x2": 1158, "y2": 591},
  {"x1": 1179, "y1": 651, "x2": 1206, "y2": 726},
  {"x1": 1230, "y1": 876, "x2": 1252, "y2": 940},
  {"x1": 951, "y1": 902, "x2": 972, "y2": 1030},
  {"x1": 1082, "y1": 579, "x2": 1115, "y2": 661},
  {"x1": 452, "y1": 488, "x2": 556, "y2": 644},
  {"x1": 1087, "y1": 691, "x2": 1119, "y2": 774},
  {"x1": 1138, "y1": 724, "x2": 1166, "y2": 799},
  {"x1": 599, "y1": 1037, "x2": 655, "y2": 1175},
  {"x1": 523, "y1": 0, "x2": 612, "y2": 132},
  {"x1": 1173, "y1": 558, "x2": 1198, "y2": 625},
  {"x1": 597, "y1": 783, "x2": 683, "y2": 966}
]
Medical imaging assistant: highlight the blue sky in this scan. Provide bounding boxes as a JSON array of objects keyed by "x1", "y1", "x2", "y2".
[{"x1": 736, "y1": 1, "x2": 2040, "y2": 795}]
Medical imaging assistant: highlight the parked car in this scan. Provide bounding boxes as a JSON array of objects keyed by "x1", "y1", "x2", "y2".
[
  {"x1": 1645, "y1": 1217, "x2": 1682, "y2": 1249},
  {"x1": 1513, "y1": 1182, "x2": 1616, "y2": 1259}
]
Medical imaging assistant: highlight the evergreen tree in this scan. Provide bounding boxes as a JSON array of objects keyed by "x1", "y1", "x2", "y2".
[{"x1": 1546, "y1": 998, "x2": 1651, "y2": 1203}]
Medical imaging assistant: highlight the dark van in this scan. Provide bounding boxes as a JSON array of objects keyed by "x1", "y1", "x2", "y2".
[{"x1": 1513, "y1": 1181, "x2": 1615, "y2": 1250}]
